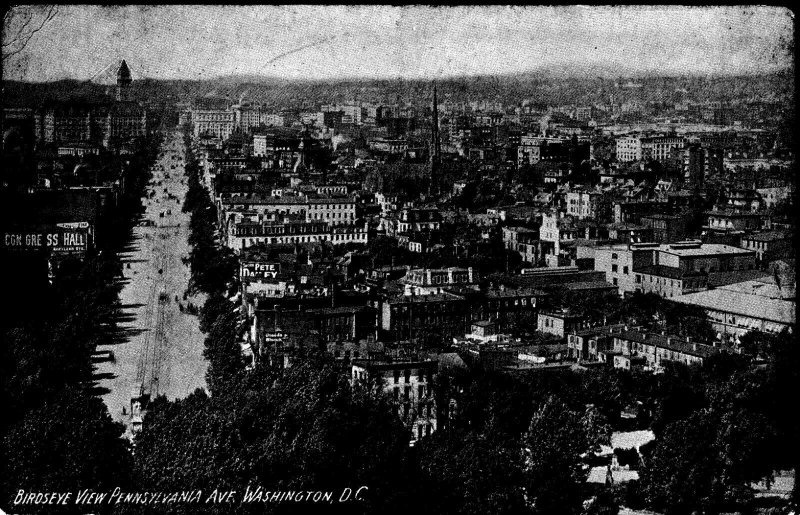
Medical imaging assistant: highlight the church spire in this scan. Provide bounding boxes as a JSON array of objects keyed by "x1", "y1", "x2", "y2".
[{"x1": 429, "y1": 82, "x2": 441, "y2": 197}]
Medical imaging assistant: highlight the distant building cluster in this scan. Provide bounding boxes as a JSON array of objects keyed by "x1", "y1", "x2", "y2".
[{"x1": 4, "y1": 60, "x2": 795, "y2": 447}]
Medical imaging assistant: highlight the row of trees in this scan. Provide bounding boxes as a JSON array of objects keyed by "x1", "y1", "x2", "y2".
[{"x1": 1, "y1": 133, "x2": 163, "y2": 508}]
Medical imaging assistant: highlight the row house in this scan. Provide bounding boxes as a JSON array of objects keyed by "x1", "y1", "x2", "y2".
[
  {"x1": 227, "y1": 220, "x2": 368, "y2": 252},
  {"x1": 400, "y1": 267, "x2": 477, "y2": 296},
  {"x1": 606, "y1": 329, "x2": 720, "y2": 371}
]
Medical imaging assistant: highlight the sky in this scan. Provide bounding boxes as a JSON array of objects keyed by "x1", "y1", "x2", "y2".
[{"x1": 2, "y1": 5, "x2": 794, "y2": 82}]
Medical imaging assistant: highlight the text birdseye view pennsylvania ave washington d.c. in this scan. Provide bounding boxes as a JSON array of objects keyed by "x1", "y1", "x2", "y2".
[{"x1": 1, "y1": 5, "x2": 797, "y2": 515}]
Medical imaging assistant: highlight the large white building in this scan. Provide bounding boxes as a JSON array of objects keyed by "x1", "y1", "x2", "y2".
[
  {"x1": 226, "y1": 220, "x2": 368, "y2": 252},
  {"x1": 595, "y1": 241, "x2": 757, "y2": 295},
  {"x1": 219, "y1": 194, "x2": 357, "y2": 226},
  {"x1": 616, "y1": 135, "x2": 643, "y2": 162},
  {"x1": 566, "y1": 190, "x2": 602, "y2": 219},
  {"x1": 192, "y1": 109, "x2": 235, "y2": 140},
  {"x1": 616, "y1": 135, "x2": 686, "y2": 163}
]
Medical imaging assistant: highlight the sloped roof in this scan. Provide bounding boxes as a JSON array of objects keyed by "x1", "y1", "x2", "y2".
[
  {"x1": 117, "y1": 60, "x2": 131, "y2": 79},
  {"x1": 674, "y1": 288, "x2": 795, "y2": 324}
]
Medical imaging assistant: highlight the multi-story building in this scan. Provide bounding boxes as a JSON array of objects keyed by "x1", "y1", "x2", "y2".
[
  {"x1": 219, "y1": 194, "x2": 357, "y2": 226},
  {"x1": 226, "y1": 220, "x2": 368, "y2": 252},
  {"x1": 517, "y1": 135, "x2": 566, "y2": 167},
  {"x1": 739, "y1": 231, "x2": 793, "y2": 263},
  {"x1": 640, "y1": 214, "x2": 688, "y2": 243},
  {"x1": 633, "y1": 265, "x2": 708, "y2": 298},
  {"x1": 595, "y1": 241, "x2": 757, "y2": 295},
  {"x1": 192, "y1": 109, "x2": 235, "y2": 140},
  {"x1": 502, "y1": 226, "x2": 539, "y2": 264},
  {"x1": 539, "y1": 212, "x2": 582, "y2": 267},
  {"x1": 537, "y1": 310, "x2": 589, "y2": 338},
  {"x1": 35, "y1": 62, "x2": 146, "y2": 148},
  {"x1": 307, "y1": 198, "x2": 358, "y2": 226},
  {"x1": 396, "y1": 208, "x2": 442, "y2": 234},
  {"x1": 566, "y1": 190, "x2": 602, "y2": 219},
  {"x1": 616, "y1": 135, "x2": 643, "y2": 163},
  {"x1": 641, "y1": 136, "x2": 685, "y2": 162},
  {"x1": 567, "y1": 324, "x2": 627, "y2": 361},
  {"x1": 474, "y1": 286, "x2": 540, "y2": 334},
  {"x1": 379, "y1": 293, "x2": 469, "y2": 341},
  {"x1": 704, "y1": 209, "x2": 763, "y2": 236},
  {"x1": 607, "y1": 328, "x2": 720, "y2": 371},
  {"x1": 351, "y1": 359, "x2": 438, "y2": 446},
  {"x1": 400, "y1": 267, "x2": 476, "y2": 296}
]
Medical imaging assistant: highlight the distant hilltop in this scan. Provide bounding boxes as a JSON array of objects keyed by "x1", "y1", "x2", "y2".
[{"x1": 2, "y1": 68, "x2": 792, "y2": 110}]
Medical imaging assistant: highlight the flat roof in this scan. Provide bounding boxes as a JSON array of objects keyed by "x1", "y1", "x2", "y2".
[
  {"x1": 635, "y1": 265, "x2": 706, "y2": 279},
  {"x1": 658, "y1": 243, "x2": 754, "y2": 258},
  {"x1": 741, "y1": 231, "x2": 792, "y2": 242}
]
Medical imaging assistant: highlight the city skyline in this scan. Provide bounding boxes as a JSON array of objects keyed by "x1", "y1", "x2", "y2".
[{"x1": 2, "y1": 5, "x2": 794, "y2": 83}]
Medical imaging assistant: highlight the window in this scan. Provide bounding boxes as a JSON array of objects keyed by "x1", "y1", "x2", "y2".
[
  {"x1": 612, "y1": 264, "x2": 618, "y2": 273},
  {"x1": 404, "y1": 369, "x2": 411, "y2": 383},
  {"x1": 418, "y1": 385, "x2": 425, "y2": 398},
  {"x1": 623, "y1": 266, "x2": 629, "y2": 275},
  {"x1": 394, "y1": 370, "x2": 400, "y2": 384},
  {"x1": 613, "y1": 278, "x2": 618, "y2": 286}
]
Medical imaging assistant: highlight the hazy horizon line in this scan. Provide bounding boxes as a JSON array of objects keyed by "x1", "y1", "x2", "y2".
[{"x1": 5, "y1": 65, "x2": 794, "y2": 86}]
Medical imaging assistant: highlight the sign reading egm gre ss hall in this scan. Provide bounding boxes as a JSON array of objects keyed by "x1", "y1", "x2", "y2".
[{"x1": 3, "y1": 225, "x2": 91, "y2": 254}]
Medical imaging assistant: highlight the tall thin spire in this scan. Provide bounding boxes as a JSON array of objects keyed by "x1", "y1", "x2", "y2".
[{"x1": 429, "y1": 82, "x2": 441, "y2": 197}]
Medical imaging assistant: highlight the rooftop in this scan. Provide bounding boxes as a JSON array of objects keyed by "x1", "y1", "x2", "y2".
[
  {"x1": 741, "y1": 231, "x2": 792, "y2": 242},
  {"x1": 634, "y1": 265, "x2": 706, "y2": 279},
  {"x1": 673, "y1": 288, "x2": 795, "y2": 324},
  {"x1": 614, "y1": 329, "x2": 719, "y2": 358},
  {"x1": 658, "y1": 242, "x2": 754, "y2": 257}
]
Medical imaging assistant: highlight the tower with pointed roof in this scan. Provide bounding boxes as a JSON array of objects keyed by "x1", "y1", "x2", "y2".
[{"x1": 116, "y1": 60, "x2": 132, "y2": 102}]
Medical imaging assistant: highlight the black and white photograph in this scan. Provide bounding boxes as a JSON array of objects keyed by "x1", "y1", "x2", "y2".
[{"x1": 1, "y1": 5, "x2": 797, "y2": 514}]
